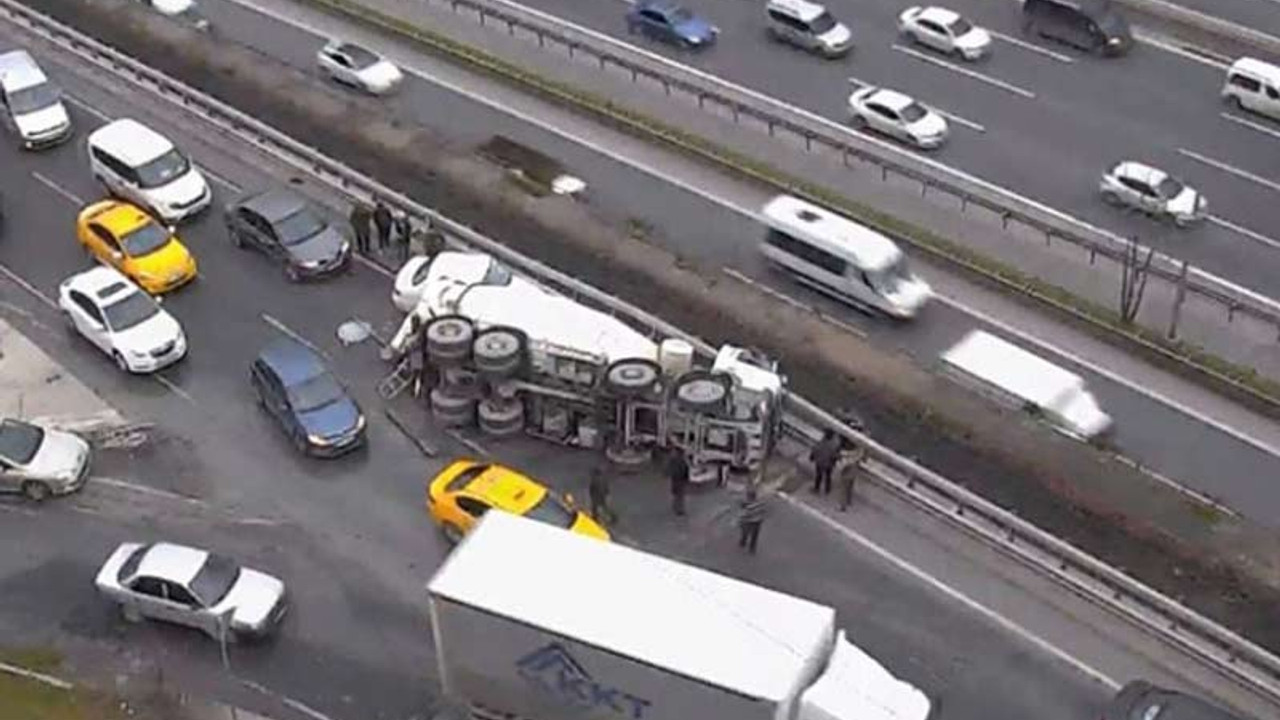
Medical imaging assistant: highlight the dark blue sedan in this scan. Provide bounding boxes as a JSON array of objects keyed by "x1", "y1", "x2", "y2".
[
  {"x1": 251, "y1": 338, "x2": 366, "y2": 457},
  {"x1": 625, "y1": 0, "x2": 718, "y2": 49}
]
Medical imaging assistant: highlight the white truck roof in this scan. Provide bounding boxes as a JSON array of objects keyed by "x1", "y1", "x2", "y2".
[
  {"x1": 941, "y1": 330, "x2": 1083, "y2": 408},
  {"x1": 429, "y1": 512, "x2": 837, "y2": 705}
]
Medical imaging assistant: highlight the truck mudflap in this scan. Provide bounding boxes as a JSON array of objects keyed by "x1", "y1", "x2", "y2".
[{"x1": 798, "y1": 630, "x2": 933, "y2": 720}]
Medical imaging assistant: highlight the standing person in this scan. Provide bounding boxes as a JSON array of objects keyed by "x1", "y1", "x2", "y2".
[
  {"x1": 810, "y1": 429, "x2": 841, "y2": 495},
  {"x1": 738, "y1": 487, "x2": 767, "y2": 554},
  {"x1": 349, "y1": 202, "x2": 372, "y2": 255},
  {"x1": 588, "y1": 461, "x2": 615, "y2": 525},
  {"x1": 372, "y1": 197, "x2": 393, "y2": 251},
  {"x1": 667, "y1": 448, "x2": 689, "y2": 517},
  {"x1": 393, "y1": 211, "x2": 412, "y2": 263},
  {"x1": 836, "y1": 442, "x2": 867, "y2": 512}
]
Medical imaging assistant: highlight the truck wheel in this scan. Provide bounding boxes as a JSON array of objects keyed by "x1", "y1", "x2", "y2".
[
  {"x1": 674, "y1": 371, "x2": 731, "y2": 413},
  {"x1": 430, "y1": 388, "x2": 476, "y2": 427},
  {"x1": 478, "y1": 398, "x2": 525, "y2": 438},
  {"x1": 605, "y1": 358, "x2": 661, "y2": 397},
  {"x1": 472, "y1": 327, "x2": 526, "y2": 378},
  {"x1": 426, "y1": 315, "x2": 474, "y2": 366},
  {"x1": 21, "y1": 481, "x2": 52, "y2": 502}
]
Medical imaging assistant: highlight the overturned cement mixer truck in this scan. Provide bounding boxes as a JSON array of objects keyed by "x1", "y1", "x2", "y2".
[{"x1": 382, "y1": 250, "x2": 786, "y2": 479}]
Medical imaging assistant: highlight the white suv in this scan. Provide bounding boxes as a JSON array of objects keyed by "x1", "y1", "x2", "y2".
[
  {"x1": 87, "y1": 119, "x2": 211, "y2": 223},
  {"x1": 0, "y1": 50, "x2": 72, "y2": 149}
]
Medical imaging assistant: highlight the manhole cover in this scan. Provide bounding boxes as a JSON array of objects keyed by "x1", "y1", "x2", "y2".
[{"x1": 337, "y1": 320, "x2": 373, "y2": 346}]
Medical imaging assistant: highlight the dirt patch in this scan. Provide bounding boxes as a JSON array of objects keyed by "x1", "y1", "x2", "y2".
[{"x1": 37, "y1": 0, "x2": 1280, "y2": 656}]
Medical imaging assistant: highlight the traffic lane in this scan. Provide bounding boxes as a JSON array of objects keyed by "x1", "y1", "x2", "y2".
[{"x1": 1128, "y1": 0, "x2": 1280, "y2": 40}]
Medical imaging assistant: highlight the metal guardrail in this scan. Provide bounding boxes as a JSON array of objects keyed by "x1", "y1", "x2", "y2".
[
  {"x1": 9, "y1": 0, "x2": 1280, "y2": 709},
  {"x1": 407, "y1": 0, "x2": 1280, "y2": 334}
]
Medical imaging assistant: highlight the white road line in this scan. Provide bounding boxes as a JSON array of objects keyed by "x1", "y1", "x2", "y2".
[
  {"x1": 1177, "y1": 148, "x2": 1280, "y2": 194},
  {"x1": 0, "y1": 504, "x2": 38, "y2": 517},
  {"x1": 785, "y1": 494, "x2": 1122, "y2": 689},
  {"x1": 445, "y1": 427, "x2": 488, "y2": 456},
  {"x1": 61, "y1": 93, "x2": 112, "y2": 122},
  {"x1": 153, "y1": 374, "x2": 197, "y2": 404},
  {"x1": 1207, "y1": 215, "x2": 1280, "y2": 252},
  {"x1": 201, "y1": 167, "x2": 242, "y2": 192},
  {"x1": 31, "y1": 171, "x2": 84, "y2": 205},
  {"x1": 932, "y1": 293, "x2": 1280, "y2": 461},
  {"x1": 1220, "y1": 112, "x2": 1280, "y2": 141},
  {"x1": 92, "y1": 476, "x2": 203, "y2": 504},
  {"x1": 0, "y1": 261, "x2": 57, "y2": 309},
  {"x1": 722, "y1": 267, "x2": 814, "y2": 313},
  {"x1": 988, "y1": 30, "x2": 1074, "y2": 63},
  {"x1": 240, "y1": 680, "x2": 338, "y2": 720},
  {"x1": 0, "y1": 661, "x2": 73, "y2": 690},
  {"x1": 353, "y1": 253, "x2": 396, "y2": 277},
  {"x1": 933, "y1": 108, "x2": 985, "y2": 133},
  {"x1": 1133, "y1": 29, "x2": 1230, "y2": 69},
  {"x1": 891, "y1": 44, "x2": 1037, "y2": 99},
  {"x1": 261, "y1": 312, "x2": 331, "y2": 359}
]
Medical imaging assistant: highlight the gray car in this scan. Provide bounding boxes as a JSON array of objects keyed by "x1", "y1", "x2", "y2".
[
  {"x1": 224, "y1": 189, "x2": 351, "y2": 281},
  {"x1": 0, "y1": 418, "x2": 91, "y2": 501},
  {"x1": 95, "y1": 542, "x2": 288, "y2": 641},
  {"x1": 1099, "y1": 161, "x2": 1206, "y2": 227}
]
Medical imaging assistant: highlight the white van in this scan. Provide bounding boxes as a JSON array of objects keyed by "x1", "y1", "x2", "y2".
[
  {"x1": 87, "y1": 118, "x2": 211, "y2": 223},
  {"x1": 941, "y1": 330, "x2": 1112, "y2": 441},
  {"x1": 0, "y1": 50, "x2": 72, "y2": 149},
  {"x1": 759, "y1": 195, "x2": 931, "y2": 319},
  {"x1": 764, "y1": 0, "x2": 853, "y2": 58},
  {"x1": 1222, "y1": 57, "x2": 1280, "y2": 122}
]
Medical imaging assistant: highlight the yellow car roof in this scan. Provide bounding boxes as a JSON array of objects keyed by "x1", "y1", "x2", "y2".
[
  {"x1": 81, "y1": 200, "x2": 154, "y2": 236},
  {"x1": 462, "y1": 466, "x2": 549, "y2": 514}
]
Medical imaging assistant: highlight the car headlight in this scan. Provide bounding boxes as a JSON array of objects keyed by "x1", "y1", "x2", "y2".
[
  {"x1": 307, "y1": 433, "x2": 332, "y2": 446},
  {"x1": 355, "y1": 415, "x2": 366, "y2": 432},
  {"x1": 301, "y1": 258, "x2": 324, "y2": 269}
]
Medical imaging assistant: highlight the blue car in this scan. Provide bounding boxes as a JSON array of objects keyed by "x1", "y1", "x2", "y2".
[
  {"x1": 251, "y1": 338, "x2": 366, "y2": 457},
  {"x1": 626, "y1": 0, "x2": 718, "y2": 49}
]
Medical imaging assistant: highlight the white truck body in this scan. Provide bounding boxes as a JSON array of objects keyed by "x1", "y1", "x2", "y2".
[
  {"x1": 941, "y1": 330, "x2": 1112, "y2": 439},
  {"x1": 427, "y1": 512, "x2": 931, "y2": 720}
]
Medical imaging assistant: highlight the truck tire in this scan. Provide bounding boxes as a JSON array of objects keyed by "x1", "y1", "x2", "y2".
[
  {"x1": 606, "y1": 441, "x2": 651, "y2": 467},
  {"x1": 472, "y1": 327, "x2": 526, "y2": 378},
  {"x1": 605, "y1": 358, "x2": 661, "y2": 398},
  {"x1": 430, "y1": 388, "x2": 476, "y2": 427},
  {"x1": 478, "y1": 398, "x2": 525, "y2": 438},
  {"x1": 440, "y1": 367, "x2": 482, "y2": 400},
  {"x1": 426, "y1": 316, "x2": 474, "y2": 366},
  {"x1": 673, "y1": 371, "x2": 731, "y2": 413}
]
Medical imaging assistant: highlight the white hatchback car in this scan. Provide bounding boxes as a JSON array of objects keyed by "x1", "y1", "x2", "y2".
[
  {"x1": 848, "y1": 86, "x2": 949, "y2": 149},
  {"x1": 87, "y1": 119, "x2": 211, "y2": 224},
  {"x1": 58, "y1": 267, "x2": 187, "y2": 374},
  {"x1": 1099, "y1": 161, "x2": 1206, "y2": 227},
  {"x1": 96, "y1": 542, "x2": 288, "y2": 641},
  {"x1": 898, "y1": 6, "x2": 991, "y2": 60},
  {"x1": 317, "y1": 40, "x2": 403, "y2": 95}
]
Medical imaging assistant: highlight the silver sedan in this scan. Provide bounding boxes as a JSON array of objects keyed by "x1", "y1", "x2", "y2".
[
  {"x1": 317, "y1": 40, "x2": 403, "y2": 95},
  {"x1": 1099, "y1": 161, "x2": 1206, "y2": 227},
  {"x1": 95, "y1": 542, "x2": 288, "y2": 641},
  {"x1": 0, "y1": 418, "x2": 91, "y2": 501},
  {"x1": 898, "y1": 6, "x2": 992, "y2": 61}
]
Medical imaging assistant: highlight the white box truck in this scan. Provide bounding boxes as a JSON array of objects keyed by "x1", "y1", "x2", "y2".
[
  {"x1": 940, "y1": 330, "x2": 1112, "y2": 440},
  {"x1": 427, "y1": 511, "x2": 932, "y2": 720}
]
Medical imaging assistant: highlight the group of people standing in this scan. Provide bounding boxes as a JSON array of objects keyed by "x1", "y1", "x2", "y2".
[{"x1": 349, "y1": 196, "x2": 441, "y2": 262}]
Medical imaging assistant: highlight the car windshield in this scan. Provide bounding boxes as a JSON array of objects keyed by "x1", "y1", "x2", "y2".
[
  {"x1": 946, "y1": 16, "x2": 973, "y2": 36},
  {"x1": 522, "y1": 492, "x2": 577, "y2": 528},
  {"x1": 189, "y1": 553, "x2": 241, "y2": 607},
  {"x1": 342, "y1": 44, "x2": 380, "y2": 70},
  {"x1": 135, "y1": 148, "x2": 191, "y2": 189},
  {"x1": 0, "y1": 419, "x2": 44, "y2": 464},
  {"x1": 809, "y1": 11, "x2": 837, "y2": 34},
  {"x1": 482, "y1": 259, "x2": 513, "y2": 286},
  {"x1": 286, "y1": 372, "x2": 345, "y2": 412},
  {"x1": 6, "y1": 82, "x2": 61, "y2": 115},
  {"x1": 867, "y1": 258, "x2": 914, "y2": 296},
  {"x1": 119, "y1": 222, "x2": 171, "y2": 257},
  {"x1": 273, "y1": 207, "x2": 327, "y2": 246},
  {"x1": 671, "y1": 8, "x2": 693, "y2": 23},
  {"x1": 899, "y1": 102, "x2": 928, "y2": 123},
  {"x1": 103, "y1": 291, "x2": 160, "y2": 332},
  {"x1": 1155, "y1": 176, "x2": 1185, "y2": 199}
]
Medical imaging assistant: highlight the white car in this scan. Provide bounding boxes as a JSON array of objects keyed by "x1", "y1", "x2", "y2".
[
  {"x1": 0, "y1": 418, "x2": 91, "y2": 501},
  {"x1": 95, "y1": 542, "x2": 288, "y2": 641},
  {"x1": 392, "y1": 254, "x2": 434, "y2": 312},
  {"x1": 848, "y1": 86, "x2": 949, "y2": 149},
  {"x1": 1099, "y1": 161, "x2": 1206, "y2": 227},
  {"x1": 317, "y1": 40, "x2": 403, "y2": 95},
  {"x1": 131, "y1": 0, "x2": 210, "y2": 31},
  {"x1": 87, "y1": 119, "x2": 212, "y2": 224},
  {"x1": 58, "y1": 267, "x2": 187, "y2": 374},
  {"x1": 898, "y1": 6, "x2": 991, "y2": 60}
]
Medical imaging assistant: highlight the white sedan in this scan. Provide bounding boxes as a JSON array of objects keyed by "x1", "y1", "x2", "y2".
[
  {"x1": 58, "y1": 267, "x2": 187, "y2": 374},
  {"x1": 1099, "y1": 161, "x2": 1206, "y2": 227},
  {"x1": 0, "y1": 418, "x2": 91, "y2": 501},
  {"x1": 95, "y1": 542, "x2": 288, "y2": 641},
  {"x1": 317, "y1": 40, "x2": 403, "y2": 95},
  {"x1": 848, "y1": 86, "x2": 949, "y2": 149},
  {"x1": 898, "y1": 6, "x2": 991, "y2": 60}
]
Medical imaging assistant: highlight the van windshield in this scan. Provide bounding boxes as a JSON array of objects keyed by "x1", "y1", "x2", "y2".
[
  {"x1": 809, "y1": 11, "x2": 837, "y2": 34},
  {"x1": 866, "y1": 258, "x2": 915, "y2": 296},
  {"x1": 7, "y1": 82, "x2": 60, "y2": 115},
  {"x1": 135, "y1": 149, "x2": 191, "y2": 189}
]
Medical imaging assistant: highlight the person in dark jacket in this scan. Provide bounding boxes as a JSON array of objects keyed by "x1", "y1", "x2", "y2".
[
  {"x1": 393, "y1": 211, "x2": 412, "y2": 262},
  {"x1": 667, "y1": 449, "x2": 689, "y2": 517},
  {"x1": 836, "y1": 443, "x2": 866, "y2": 512},
  {"x1": 810, "y1": 429, "x2": 841, "y2": 495},
  {"x1": 588, "y1": 461, "x2": 615, "y2": 525},
  {"x1": 373, "y1": 197, "x2": 393, "y2": 250},
  {"x1": 349, "y1": 202, "x2": 372, "y2": 254},
  {"x1": 738, "y1": 487, "x2": 767, "y2": 554}
]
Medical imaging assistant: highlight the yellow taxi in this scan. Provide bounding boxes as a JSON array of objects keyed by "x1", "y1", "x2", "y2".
[
  {"x1": 427, "y1": 459, "x2": 610, "y2": 543},
  {"x1": 76, "y1": 200, "x2": 197, "y2": 295}
]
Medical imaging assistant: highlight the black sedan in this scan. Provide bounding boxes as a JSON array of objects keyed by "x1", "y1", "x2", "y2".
[{"x1": 224, "y1": 189, "x2": 350, "y2": 281}]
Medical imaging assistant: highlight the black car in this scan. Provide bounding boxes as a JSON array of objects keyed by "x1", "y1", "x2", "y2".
[
  {"x1": 251, "y1": 338, "x2": 366, "y2": 457},
  {"x1": 224, "y1": 189, "x2": 350, "y2": 281},
  {"x1": 1103, "y1": 681, "x2": 1249, "y2": 720},
  {"x1": 1022, "y1": 0, "x2": 1131, "y2": 56}
]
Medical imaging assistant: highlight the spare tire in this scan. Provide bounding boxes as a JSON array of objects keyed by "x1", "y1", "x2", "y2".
[
  {"x1": 605, "y1": 358, "x2": 661, "y2": 398},
  {"x1": 426, "y1": 315, "x2": 474, "y2": 366},
  {"x1": 473, "y1": 327, "x2": 527, "y2": 378},
  {"x1": 673, "y1": 371, "x2": 731, "y2": 413}
]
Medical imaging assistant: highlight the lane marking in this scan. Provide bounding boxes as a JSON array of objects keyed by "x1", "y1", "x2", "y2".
[
  {"x1": 92, "y1": 476, "x2": 203, "y2": 504},
  {"x1": 784, "y1": 493, "x2": 1122, "y2": 690},
  {"x1": 201, "y1": 167, "x2": 242, "y2": 193},
  {"x1": 153, "y1": 374, "x2": 197, "y2": 404},
  {"x1": 31, "y1": 171, "x2": 85, "y2": 205},
  {"x1": 931, "y1": 293, "x2": 1280, "y2": 462},
  {"x1": 891, "y1": 44, "x2": 1037, "y2": 99},
  {"x1": 0, "y1": 504, "x2": 39, "y2": 517},
  {"x1": 62, "y1": 93, "x2": 112, "y2": 122},
  {"x1": 261, "y1": 312, "x2": 331, "y2": 359},
  {"x1": 1220, "y1": 112, "x2": 1280, "y2": 141},
  {"x1": 1177, "y1": 147, "x2": 1280, "y2": 194},
  {"x1": 847, "y1": 75, "x2": 985, "y2": 133},
  {"x1": 240, "y1": 680, "x2": 338, "y2": 720},
  {"x1": 0, "y1": 261, "x2": 58, "y2": 309},
  {"x1": 1207, "y1": 215, "x2": 1280, "y2": 252},
  {"x1": 988, "y1": 30, "x2": 1074, "y2": 63},
  {"x1": 0, "y1": 661, "x2": 73, "y2": 690},
  {"x1": 1133, "y1": 29, "x2": 1230, "y2": 69},
  {"x1": 353, "y1": 253, "x2": 396, "y2": 277}
]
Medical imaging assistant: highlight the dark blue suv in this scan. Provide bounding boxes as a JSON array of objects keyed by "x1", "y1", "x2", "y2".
[
  {"x1": 626, "y1": 0, "x2": 718, "y2": 49},
  {"x1": 251, "y1": 338, "x2": 366, "y2": 457}
]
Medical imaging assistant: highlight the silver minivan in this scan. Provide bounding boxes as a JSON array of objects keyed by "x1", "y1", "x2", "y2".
[
  {"x1": 0, "y1": 50, "x2": 72, "y2": 149},
  {"x1": 764, "y1": 0, "x2": 852, "y2": 57}
]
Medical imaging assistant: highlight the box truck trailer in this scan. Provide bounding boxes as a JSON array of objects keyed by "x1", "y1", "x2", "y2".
[{"x1": 427, "y1": 511, "x2": 932, "y2": 720}]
